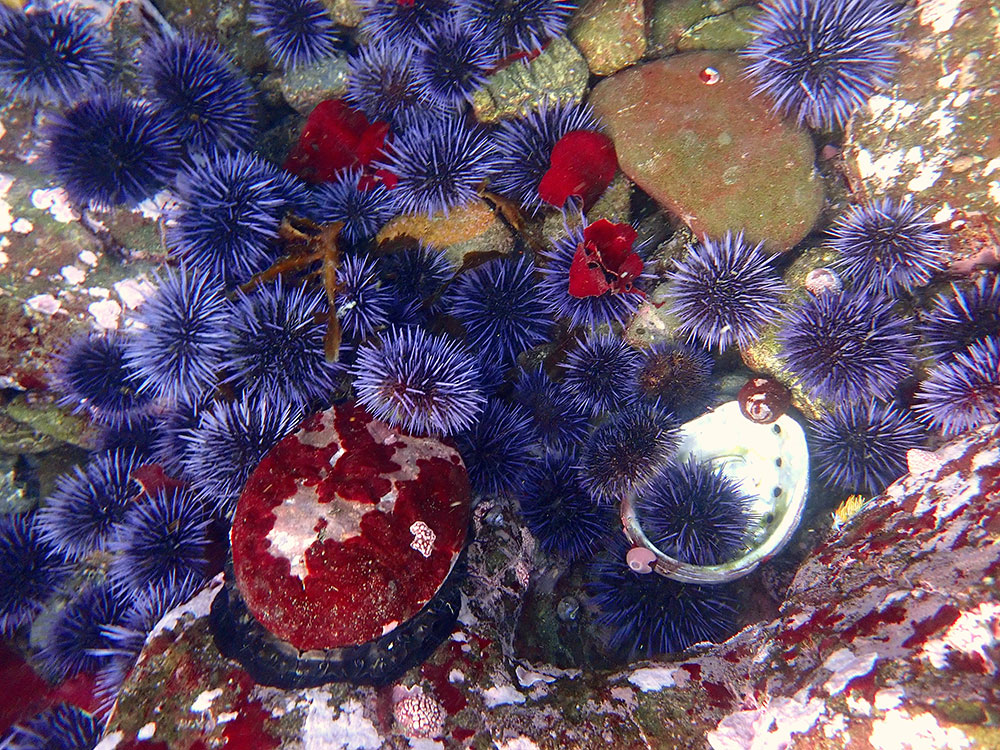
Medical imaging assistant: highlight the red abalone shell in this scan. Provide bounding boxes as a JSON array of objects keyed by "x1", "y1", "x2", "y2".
[{"x1": 230, "y1": 402, "x2": 470, "y2": 651}]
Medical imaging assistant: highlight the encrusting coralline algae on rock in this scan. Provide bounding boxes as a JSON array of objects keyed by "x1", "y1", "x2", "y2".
[{"x1": 98, "y1": 424, "x2": 999, "y2": 749}]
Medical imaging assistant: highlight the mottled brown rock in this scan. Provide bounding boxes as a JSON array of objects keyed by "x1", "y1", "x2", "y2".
[
  {"x1": 591, "y1": 52, "x2": 824, "y2": 252},
  {"x1": 648, "y1": 0, "x2": 754, "y2": 57},
  {"x1": 570, "y1": 0, "x2": 647, "y2": 76}
]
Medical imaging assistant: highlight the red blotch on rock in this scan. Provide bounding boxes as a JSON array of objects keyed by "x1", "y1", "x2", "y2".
[
  {"x1": 737, "y1": 377, "x2": 791, "y2": 425},
  {"x1": 283, "y1": 99, "x2": 391, "y2": 184},
  {"x1": 230, "y1": 402, "x2": 470, "y2": 651},
  {"x1": 538, "y1": 130, "x2": 617, "y2": 211},
  {"x1": 568, "y1": 218, "x2": 643, "y2": 299}
]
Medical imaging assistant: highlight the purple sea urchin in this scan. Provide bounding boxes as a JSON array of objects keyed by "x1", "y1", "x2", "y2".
[
  {"x1": 378, "y1": 114, "x2": 497, "y2": 216},
  {"x1": 561, "y1": 334, "x2": 641, "y2": 416},
  {"x1": 666, "y1": 232, "x2": 785, "y2": 352},
  {"x1": 492, "y1": 102, "x2": 601, "y2": 215},
  {"x1": 249, "y1": 0, "x2": 341, "y2": 69},
  {"x1": 44, "y1": 92, "x2": 181, "y2": 210},
  {"x1": 811, "y1": 399, "x2": 925, "y2": 495},
  {"x1": 127, "y1": 265, "x2": 232, "y2": 402},
  {"x1": 345, "y1": 40, "x2": 443, "y2": 127},
  {"x1": 516, "y1": 452, "x2": 614, "y2": 561},
  {"x1": 578, "y1": 404, "x2": 679, "y2": 503},
  {"x1": 139, "y1": 32, "x2": 257, "y2": 154},
  {"x1": 226, "y1": 280, "x2": 344, "y2": 408},
  {"x1": 632, "y1": 341, "x2": 714, "y2": 420},
  {"x1": 378, "y1": 245, "x2": 454, "y2": 322},
  {"x1": 151, "y1": 398, "x2": 207, "y2": 478},
  {"x1": 312, "y1": 169, "x2": 398, "y2": 245},
  {"x1": 0, "y1": 4, "x2": 112, "y2": 106},
  {"x1": 456, "y1": 399, "x2": 538, "y2": 496},
  {"x1": 108, "y1": 486, "x2": 210, "y2": 594},
  {"x1": 742, "y1": 0, "x2": 904, "y2": 129},
  {"x1": 449, "y1": 255, "x2": 553, "y2": 365},
  {"x1": 414, "y1": 17, "x2": 496, "y2": 107},
  {"x1": 0, "y1": 514, "x2": 68, "y2": 636},
  {"x1": 637, "y1": 459, "x2": 756, "y2": 566},
  {"x1": 457, "y1": 0, "x2": 578, "y2": 58},
  {"x1": 513, "y1": 366, "x2": 589, "y2": 452},
  {"x1": 97, "y1": 414, "x2": 160, "y2": 457},
  {"x1": 37, "y1": 449, "x2": 145, "y2": 559},
  {"x1": 167, "y1": 149, "x2": 310, "y2": 286},
  {"x1": 336, "y1": 253, "x2": 394, "y2": 340},
  {"x1": 360, "y1": 0, "x2": 454, "y2": 46},
  {"x1": 919, "y1": 274, "x2": 1000, "y2": 361},
  {"x1": 54, "y1": 331, "x2": 152, "y2": 428},
  {"x1": 779, "y1": 288, "x2": 916, "y2": 402},
  {"x1": 587, "y1": 540, "x2": 739, "y2": 659},
  {"x1": 914, "y1": 337, "x2": 1000, "y2": 436},
  {"x1": 352, "y1": 326, "x2": 484, "y2": 436},
  {"x1": 41, "y1": 583, "x2": 127, "y2": 679},
  {"x1": 2, "y1": 704, "x2": 101, "y2": 750},
  {"x1": 829, "y1": 198, "x2": 948, "y2": 295}
]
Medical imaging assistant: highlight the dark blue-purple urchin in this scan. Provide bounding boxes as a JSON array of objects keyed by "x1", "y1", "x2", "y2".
[
  {"x1": 126, "y1": 264, "x2": 231, "y2": 403},
  {"x1": 2, "y1": 704, "x2": 101, "y2": 750},
  {"x1": 183, "y1": 394, "x2": 303, "y2": 517},
  {"x1": 378, "y1": 244, "x2": 455, "y2": 322},
  {"x1": 97, "y1": 413, "x2": 160, "y2": 457},
  {"x1": 742, "y1": 0, "x2": 905, "y2": 130},
  {"x1": 249, "y1": 0, "x2": 341, "y2": 69},
  {"x1": 810, "y1": 399, "x2": 925, "y2": 495},
  {"x1": 456, "y1": 398, "x2": 538, "y2": 496},
  {"x1": 225, "y1": 280, "x2": 345, "y2": 409},
  {"x1": 513, "y1": 365, "x2": 589, "y2": 452},
  {"x1": 667, "y1": 232, "x2": 786, "y2": 352},
  {"x1": 0, "y1": 513, "x2": 69, "y2": 636},
  {"x1": 829, "y1": 198, "x2": 948, "y2": 296},
  {"x1": 312, "y1": 169, "x2": 398, "y2": 245},
  {"x1": 632, "y1": 341, "x2": 714, "y2": 421},
  {"x1": 914, "y1": 337, "x2": 1000, "y2": 437},
  {"x1": 108, "y1": 486, "x2": 210, "y2": 595},
  {"x1": 516, "y1": 451, "x2": 614, "y2": 561},
  {"x1": 336, "y1": 252, "x2": 394, "y2": 340},
  {"x1": 37, "y1": 449, "x2": 145, "y2": 560},
  {"x1": 449, "y1": 255, "x2": 553, "y2": 365},
  {"x1": 457, "y1": 0, "x2": 578, "y2": 58},
  {"x1": 151, "y1": 397, "x2": 208, "y2": 478},
  {"x1": 352, "y1": 326, "x2": 485, "y2": 436},
  {"x1": 345, "y1": 40, "x2": 445, "y2": 128},
  {"x1": 779, "y1": 287, "x2": 916, "y2": 402},
  {"x1": 919, "y1": 273, "x2": 1000, "y2": 361},
  {"x1": 561, "y1": 334, "x2": 641, "y2": 416},
  {"x1": 638, "y1": 459, "x2": 756, "y2": 566},
  {"x1": 0, "y1": 4, "x2": 112, "y2": 106},
  {"x1": 413, "y1": 16, "x2": 496, "y2": 107},
  {"x1": 492, "y1": 102, "x2": 601, "y2": 215},
  {"x1": 360, "y1": 0, "x2": 454, "y2": 46},
  {"x1": 44, "y1": 91, "x2": 181, "y2": 210},
  {"x1": 139, "y1": 32, "x2": 257, "y2": 154},
  {"x1": 166, "y1": 149, "x2": 310, "y2": 287},
  {"x1": 587, "y1": 540, "x2": 740, "y2": 659},
  {"x1": 578, "y1": 404, "x2": 680, "y2": 503},
  {"x1": 379, "y1": 114, "x2": 497, "y2": 216},
  {"x1": 54, "y1": 331, "x2": 153, "y2": 428},
  {"x1": 539, "y1": 225, "x2": 649, "y2": 330},
  {"x1": 40, "y1": 582, "x2": 128, "y2": 679}
]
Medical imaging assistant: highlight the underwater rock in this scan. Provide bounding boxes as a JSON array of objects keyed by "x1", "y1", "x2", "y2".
[
  {"x1": 590, "y1": 51, "x2": 824, "y2": 252},
  {"x1": 570, "y1": 0, "x2": 647, "y2": 76},
  {"x1": 103, "y1": 421, "x2": 999, "y2": 749},
  {"x1": 277, "y1": 55, "x2": 351, "y2": 114},
  {"x1": 648, "y1": 0, "x2": 754, "y2": 57},
  {"x1": 675, "y1": 5, "x2": 758, "y2": 52}
]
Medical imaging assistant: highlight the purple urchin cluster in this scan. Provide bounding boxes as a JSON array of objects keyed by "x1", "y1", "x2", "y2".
[
  {"x1": 561, "y1": 333, "x2": 641, "y2": 416},
  {"x1": 312, "y1": 168, "x2": 398, "y2": 245},
  {"x1": 779, "y1": 288, "x2": 916, "y2": 402},
  {"x1": 249, "y1": 0, "x2": 342, "y2": 69},
  {"x1": 919, "y1": 274, "x2": 1000, "y2": 361},
  {"x1": 666, "y1": 232, "x2": 786, "y2": 351},
  {"x1": 378, "y1": 245, "x2": 455, "y2": 322},
  {"x1": 742, "y1": 0, "x2": 904, "y2": 129},
  {"x1": 810, "y1": 399, "x2": 925, "y2": 495},
  {"x1": 914, "y1": 337, "x2": 1000, "y2": 436},
  {"x1": 456, "y1": 399, "x2": 538, "y2": 496},
  {"x1": 0, "y1": 513, "x2": 68, "y2": 636},
  {"x1": 513, "y1": 366, "x2": 590, "y2": 452},
  {"x1": 40, "y1": 582, "x2": 127, "y2": 679},
  {"x1": 829, "y1": 198, "x2": 948, "y2": 296},
  {"x1": 0, "y1": 4, "x2": 112, "y2": 106}
]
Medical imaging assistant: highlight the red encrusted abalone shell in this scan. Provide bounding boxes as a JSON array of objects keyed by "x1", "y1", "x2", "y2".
[{"x1": 230, "y1": 402, "x2": 470, "y2": 651}]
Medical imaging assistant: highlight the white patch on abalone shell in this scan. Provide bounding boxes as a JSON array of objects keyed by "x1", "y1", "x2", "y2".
[
  {"x1": 823, "y1": 648, "x2": 878, "y2": 695},
  {"x1": 89, "y1": 298, "x2": 122, "y2": 329},
  {"x1": 919, "y1": 0, "x2": 961, "y2": 33},
  {"x1": 367, "y1": 419, "x2": 461, "y2": 484},
  {"x1": 409, "y1": 521, "x2": 435, "y2": 557},
  {"x1": 25, "y1": 294, "x2": 61, "y2": 315},
  {"x1": 870, "y1": 708, "x2": 971, "y2": 750},
  {"x1": 921, "y1": 602, "x2": 1000, "y2": 672},
  {"x1": 299, "y1": 410, "x2": 339, "y2": 447},
  {"x1": 381, "y1": 620, "x2": 399, "y2": 635},
  {"x1": 302, "y1": 694, "x2": 381, "y2": 750}
]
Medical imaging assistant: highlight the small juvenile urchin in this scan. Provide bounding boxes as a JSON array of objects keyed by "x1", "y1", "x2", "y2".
[
  {"x1": 456, "y1": 399, "x2": 538, "y2": 496},
  {"x1": 742, "y1": 0, "x2": 904, "y2": 129},
  {"x1": 336, "y1": 252, "x2": 394, "y2": 340},
  {"x1": 0, "y1": 4, "x2": 112, "y2": 105},
  {"x1": 352, "y1": 326, "x2": 485, "y2": 436},
  {"x1": 632, "y1": 341, "x2": 714, "y2": 420},
  {"x1": 152, "y1": 397, "x2": 208, "y2": 478},
  {"x1": 0, "y1": 513, "x2": 69, "y2": 636},
  {"x1": 311, "y1": 168, "x2": 398, "y2": 245},
  {"x1": 139, "y1": 32, "x2": 257, "y2": 154},
  {"x1": 666, "y1": 232, "x2": 786, "y2": 351},
  {"x1": 40, "y1": 582, "x2": 128, "y2": 679},
  {"x1": 779, "y1": 288, "x2": 916, "y2": 402},
  {"x1": 919, "y1": 274, "x2": 1000, "y2": 361},
  {"x1": 127, "y1": 264, "x2": 232, "y2": 402},
  {"x1": 637, "y1": 459, "x2": 756, "y2": 566},
  {"x1": 513, "y1": 366, "x2": 590, "y2": 452},
  {"x1": 810, "y1": 399, "x2": 925, "y2": 495},
  {"x1": 249, "y1": 0, "x2": 341, "y2": 69},
  {"x1": 914, "y1": 337, "x2": 1000, "y2": 436},
  {"x1": 44, "y1": 92, "x2": 181, "y2": 209},
  {"x1": 37, "y1": 448, "x2": 145, "y2": 559},
  {"x1": 378, "y1": 114, "x2": 497, "y2": 216},
  {"x1": 457, "y1": 0, "x2": 578, "y2": 58},
  {"x1": 449, "y1": 255, "x2": 553, "y2": 365},
  {"x1": 561, "y1": 333, "x2": 641, "y2": 416},
  {"x1": 829, "y1": 198, "x2": 948, "y2": 296},
  {"x1": 2, "y1": 704, "x2": 101, "y2": 750}
]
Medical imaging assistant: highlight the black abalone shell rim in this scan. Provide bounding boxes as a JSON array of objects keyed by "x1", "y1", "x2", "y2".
[{"x1": 209, "y1": 550, "x2": 466, "y2": 689}]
